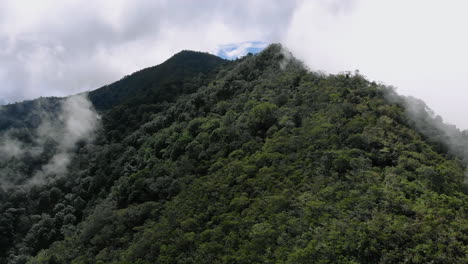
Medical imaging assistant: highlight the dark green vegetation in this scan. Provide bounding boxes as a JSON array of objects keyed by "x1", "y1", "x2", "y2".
[{"x1": 0, "y1": 45, "x2": 467, "y2": 263}]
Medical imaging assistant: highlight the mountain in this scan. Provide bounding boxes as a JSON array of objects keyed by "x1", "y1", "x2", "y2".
[
  {"x1": 0, "y1": 51, "x2": 226, "y2": 133},
  {"x1": 88, "y1": 50, "x2": 227, "y2": 111},
  {"x1": 0, "y1": 44, "x2": 467, "y2": 264}
]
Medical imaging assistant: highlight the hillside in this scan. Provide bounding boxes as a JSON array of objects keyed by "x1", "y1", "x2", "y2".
[
  {"x1": 88, "y1": 50, "x2": 227, "y2": 111},
  {"x1": 0, "y1": 51, "x2": 227, "y2": 186},
  {"x1": 0, "y1": 44, "x2": 467, "y2": 264}
]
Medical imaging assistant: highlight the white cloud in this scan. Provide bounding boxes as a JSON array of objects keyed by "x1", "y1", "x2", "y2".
[
  {"x1": 217, "y1": 41, "x2": 268, "y2": 59},
  {"x1": 1, "y1": 0, "x2": 468, "y2": 129},
  {"x1": 0, "y1": 93, "x2": 100, "y2": 186},
  {"x1": 283, "y1": 0, "x2": 468, "y2": 129},
  {"x1": 0, "y1": 0, "x2": 296, "y2": 102}
]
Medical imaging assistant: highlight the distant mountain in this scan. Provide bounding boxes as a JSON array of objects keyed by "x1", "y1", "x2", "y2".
[
  {"x1": 0, "y1": 50, "x2": 226, "y2": 132},
  {"x1": 89, "y1": 50, "x2": 227, "y2": 111},
  {"x1": 0, "y1": 44, "x2": 467, "y2": 264}
]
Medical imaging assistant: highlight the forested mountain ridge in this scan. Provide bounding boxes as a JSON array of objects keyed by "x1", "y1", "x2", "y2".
[
  {"x1": 0, "y1": 51, "x2": 227, "y2": 185},
  {"x1": 0, "y1": 44, "x2": 467, "y2": 263},
  {"x1": 88, "y1": 50, "x2": 227, "y2": 111},
  {"x1": 0, "y1": 50, "x2": 226, "y2": 132}
]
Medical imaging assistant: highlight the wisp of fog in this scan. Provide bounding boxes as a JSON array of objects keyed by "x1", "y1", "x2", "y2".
[{"x1": 0, "y1": 94, "x2": 100, "y2": 188}]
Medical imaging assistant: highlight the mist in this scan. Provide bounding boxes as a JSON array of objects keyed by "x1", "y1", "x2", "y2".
[
  {"x1": 0, "y1": 94, "x2": 100, "y2": 188},
  {"x1": 2, "y1": 0, "x2": 468, "y2": 131},
  {"x1": 383, "y1": 85, "x2": 468, "y2": 168},
  {"x1": 283, "y1": 0, "x2": 468, "y2": 130}
]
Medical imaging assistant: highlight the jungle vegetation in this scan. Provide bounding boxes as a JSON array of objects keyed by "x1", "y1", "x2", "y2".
[{"x1": 0, "y1": 44, "x2": 467, "y2": 264}]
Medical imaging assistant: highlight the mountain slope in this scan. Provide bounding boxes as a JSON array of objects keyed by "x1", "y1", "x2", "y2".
[
  {"x1": 89, "y1": 50, "x2": 227, "y2": 111},
  {"x1": 0, "y1": 50, "x2": 225, "y2": 132},
  {"x1": 0, "y1": 51, "x2": 227, "y2": 186},
  {"x1": 0, "y1": 45, "x2": 467, "y2": 264}
]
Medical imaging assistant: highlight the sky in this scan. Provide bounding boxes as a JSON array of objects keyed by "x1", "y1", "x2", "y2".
[
  {"x1": 217, "y1": 41, "x2": 268, "y2": 60},
  {"x1": 1, "y1": 0, "x2": 468, "y2": 129}
]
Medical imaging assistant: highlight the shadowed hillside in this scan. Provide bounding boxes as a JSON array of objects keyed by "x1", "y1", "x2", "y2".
[{"x1": 89, "y1": 50, "x2": 227, "y2": 111}]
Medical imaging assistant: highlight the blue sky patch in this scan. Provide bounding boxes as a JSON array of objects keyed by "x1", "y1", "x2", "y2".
[{"x1": 217, "y1": 41, "x2": 268, "y2": 60}]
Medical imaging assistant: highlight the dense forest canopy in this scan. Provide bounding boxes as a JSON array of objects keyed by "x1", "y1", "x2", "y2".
[{"x1": 0, "y1": 44, "x2": 466, "y2": 264}]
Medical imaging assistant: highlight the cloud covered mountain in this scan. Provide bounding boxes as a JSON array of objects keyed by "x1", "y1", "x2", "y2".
[{"x1": 0, "y1": 45, "x2": 467, "y2": 263}]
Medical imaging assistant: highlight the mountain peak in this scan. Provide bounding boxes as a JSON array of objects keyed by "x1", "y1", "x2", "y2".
[
  {"x1": 165, "y1": 49, "x2": 225, "y2": 66},
  {"x1": 1, "y1": 44, "x2": 467, "y2": 263},
  {"x1": 89, "y1": 49, "x2": 226, "y2": 111}
]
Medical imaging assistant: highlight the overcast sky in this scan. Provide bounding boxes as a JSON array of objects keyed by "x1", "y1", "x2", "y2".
[{"x1": 1, "y1": 0, "x2": 468, "y2": 129}]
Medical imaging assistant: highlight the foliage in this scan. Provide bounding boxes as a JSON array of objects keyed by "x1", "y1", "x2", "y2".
[{"x1": 0, "y1": 44, "x2": 467, "y2": 264}]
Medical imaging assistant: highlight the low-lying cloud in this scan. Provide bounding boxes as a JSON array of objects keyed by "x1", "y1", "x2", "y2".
[
  {"x1": 0, "y1": 94, "x2": 100, "y2": 188},
  {"x1": 385, "y1": 87, "x2": 468, "y2": 163},
  {"x1": 1, "y1": 0, "x2": 468, "y2": 130},
  {"x1": 217, "y1": 41, "x2": 268, "y2": 60},
  {"x1": 283, "y1": 0, "x2": 468, "y2": 129},
  {"x1": 0, "y1": 0, "x2": 297, "y2": 103}
]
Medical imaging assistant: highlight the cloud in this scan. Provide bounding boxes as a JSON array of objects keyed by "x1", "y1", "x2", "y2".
[
  {"x1": 283, "y1": 0, "x2": 468, "y2": 129},
  {"x1": 217, "y1": 41, "x2": 268, "y2": 59},
  {"x1": 0, "y1": 136, "x2": 24, "y2": 159},
  {"x1": 0, "y1": 94, "x2": 100, "y2": 187},
  {"x1": 30, "y1": 94, "x2": 100, "y2": 185},
  {"x1": 0, "y1": 0, "x2": 297, "y2": 103},
  {"x1": 1, "y1": 0, "x2": 468, "y2": 130}
]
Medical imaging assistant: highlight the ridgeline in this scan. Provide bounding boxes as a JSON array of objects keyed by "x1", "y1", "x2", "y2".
[{"x1": 0, "y1": 44, "x2": 467, "y2": 264}]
